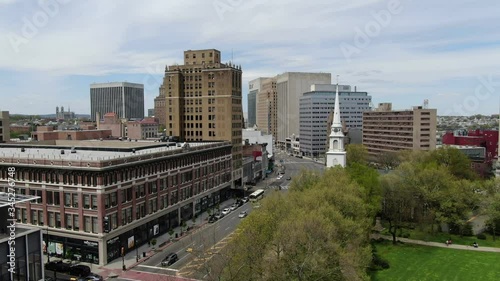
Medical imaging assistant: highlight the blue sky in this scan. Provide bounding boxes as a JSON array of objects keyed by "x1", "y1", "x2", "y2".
[{"x1": 0, "y1": 0, "x2": 499, "y2": 116}]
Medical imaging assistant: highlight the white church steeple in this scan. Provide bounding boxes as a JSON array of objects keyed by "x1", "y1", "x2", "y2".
[{"x1": 326, "y1": 75, "x2": 347, "y2": 168}]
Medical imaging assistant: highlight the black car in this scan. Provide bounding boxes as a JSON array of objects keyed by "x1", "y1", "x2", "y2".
[
  {"x1": 69, "y1": 265, "x2": 91, "y2": 277},
  {"x1": 45, "y1": 261, "x2": 72, "y2": 273},
  {"x1": 161, "y1": 253, "x2": 178, "y2": 266},
  {"x1": 208, "y1": 216, "x2": 218, "y2": 223}
]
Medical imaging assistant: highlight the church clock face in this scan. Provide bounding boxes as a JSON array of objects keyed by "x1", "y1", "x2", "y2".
[{"x1": 333, "y1": 128, "x2": 340, "y2": 133}]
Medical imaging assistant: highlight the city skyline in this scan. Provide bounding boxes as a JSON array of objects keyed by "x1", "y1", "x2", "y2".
[{"x1": 1, "y1": 0, "x2": 499, "y2": 116}]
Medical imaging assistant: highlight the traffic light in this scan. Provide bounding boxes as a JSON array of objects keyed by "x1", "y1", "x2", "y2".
[{"x1": 103, "y1": 217, "x2": 110, "y2": 233}]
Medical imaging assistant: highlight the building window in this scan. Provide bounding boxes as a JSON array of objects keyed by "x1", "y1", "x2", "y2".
[
  {"x1": 31, "y1": 210, "x2": 37, "y2": 225},
  {"x1": 46, "y1": 191, "x2": 53, "y2": 205},
  {"x1": 92, "y1": 217, "x2": 98, "y2": 233},
  {"x1": 64, "y1": 193, "x2": 71, "y2": 207},
  {"x1": 66, "y1": 214, "x2": 72, "y2": 230},
  {"x1": 55, "y1": 213, "x2": 61, "y2": 228},
  {"x1": 54, "y1": 191, "x2": 60, "y2": 206},
  {"x1": 49, "y1": 212, "x2": 55, "y2": 227},
  {"x1": 72, "y1": 194, "x2": 79, "y2": 208},
  {"x1": 84, "y1": 216, "x2": 91, "y2": 233},
  {"x1": 84, "y1": 195, "x2": 90, "y2": 209},
  {"x1": 73, "y1": 215, "x2": 79, "y2": 231},
  {"x1": 39, "y1": 211, "x2": 44, "y2": 226},
  {"x1": 92, "y1": 195, "x2": 98, "y2": 210},
  {"x1": 111, "y1": 213, "x2": 118, "y2": 230}
]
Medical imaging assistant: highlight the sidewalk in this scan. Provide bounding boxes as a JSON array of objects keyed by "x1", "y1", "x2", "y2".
[
  {"x1": 378, "y1": 235, "x2": 500, "y2": 253},
  {"x1": 72, "y1": 197, "x2": 242, "y2": 279}
]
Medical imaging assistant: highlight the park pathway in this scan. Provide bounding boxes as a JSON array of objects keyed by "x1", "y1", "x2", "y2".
[{"x1": 378, "y1": 235, "x2": 500, "y2": 253}]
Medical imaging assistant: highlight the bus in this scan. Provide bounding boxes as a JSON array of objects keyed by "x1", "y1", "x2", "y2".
[{"x1": 249, "y1": 189, "x2": 265, "y2": 202}]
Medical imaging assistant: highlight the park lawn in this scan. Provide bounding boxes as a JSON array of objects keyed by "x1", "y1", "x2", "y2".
[{"x1": 372, "y1": 241, "x2": 500, "y2": 281}]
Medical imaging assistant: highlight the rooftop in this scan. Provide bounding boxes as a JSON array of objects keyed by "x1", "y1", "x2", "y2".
[{"x1": 0, "y1": 140, "x2": 229, "y2": 163}]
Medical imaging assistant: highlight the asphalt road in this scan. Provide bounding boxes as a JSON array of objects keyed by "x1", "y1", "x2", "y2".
[{"x1": 134, "y1": 200, "x2": 253, "y2": 275}]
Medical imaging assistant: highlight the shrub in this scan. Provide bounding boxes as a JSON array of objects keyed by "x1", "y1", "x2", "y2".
[
  {"x1": 476, "y1": 233, "x2": 487, "y2": 240},
  {"x1": 401, "y1": 232, "x2": 410, "y2": 238}
]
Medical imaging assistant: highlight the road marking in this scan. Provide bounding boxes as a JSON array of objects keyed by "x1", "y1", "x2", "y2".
[
  {"x1": 225, "y1": 226, "x2": 230, "y2": 231},
  {"x1": 137, "y1": 264, "x2": 179, "y2": 271}
]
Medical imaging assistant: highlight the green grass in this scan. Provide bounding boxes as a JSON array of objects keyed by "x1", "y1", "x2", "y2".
[
  {"x1": 372, "y1": 241, "x2": 500, "y2": 281},
  {"x1": 381, "y1": 226, "x2": 500, "y2": 248}
]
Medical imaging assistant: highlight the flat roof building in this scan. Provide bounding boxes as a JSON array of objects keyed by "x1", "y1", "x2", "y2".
[
  {"x1": 276, "y1": 72, "x2": 331, "y2": 149},
  {"x1": 362, "y1": 103, "x2": 437, "y2": 159},
  {"x1": 158, "y1": 49, "x2": 243, "y2": 188},
  {"x1": 0, "y1": 140, "x2": 233, "y2": 265},
  {"x1": 90, "y1": 82, "x2": 144, "y2": 121},
  {"x1": 299, "y1": 84, "x2": 371, "y2": 157}
]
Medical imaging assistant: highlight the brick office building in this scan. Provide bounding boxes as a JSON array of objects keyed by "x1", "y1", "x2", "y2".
[{"x1": 0, "y1": 140, "x2": 233, "y2": 265}]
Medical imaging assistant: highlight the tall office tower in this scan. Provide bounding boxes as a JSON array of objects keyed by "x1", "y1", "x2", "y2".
[
  {"x1": 299, "y1": 84, "x2": 371, "y2": 157},
  {"x1": 248, "y1": 77, "x2": 270, "y2": 128},
  {"x1": 90, "y1": 82, "x2": 144, "y2": 121},
  {"x1": 154, "y1": 85, "x2": 167, "y2": 126},
  {"x1": 0, "y1": 110, "x2": 10, "y2": 142},
  {"x1": 276, "y1": 72, "x2": 331, "y2": 149},
  {"x1": 161, "y1": 49, "x2": 243, "y2": 187},
  {"x1": 256, "y1": 77, "x2": 278, "y2": 138},
  {"x1": 362, "y1": 103, "x2": 437, "y2": 160}
]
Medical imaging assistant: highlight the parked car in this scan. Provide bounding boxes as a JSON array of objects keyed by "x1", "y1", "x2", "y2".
[
  {"x1": 69, "y1": 265, "x2": 91, "y2": 277},
  {"x1": 208, "y1": 216, "x2": 218, "y2": 223},
  {"x1": 286, "y1": 177, "x2": 291, "y2": 180},
  {"x1": 221, "y1": 208, "x2": 231, "y2": 215},
  {"x1": 45, "y1": 261, "x2": 72, "y2": 273},
  {"x1": 214, "y1": 212, "x2": 224, "y2": 219},
  {"x1": 238, "y1": 211, "x2": 247, "y2": 218},
  {"x1": 242, "y1": 197, "x2": 249, "y2": 203},
  {"x1": 161, "y1": 253, "x2": 178, "y2": 266},
  {"x1": 229, "y1": 204, "x2": 238, "y2": 211}
]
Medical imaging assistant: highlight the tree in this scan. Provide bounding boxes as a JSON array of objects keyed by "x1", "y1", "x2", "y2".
[
  {"x1": 222, "y1": 168, "x2": 372, "y2": 280},
  {"x1": 427, "y1": 146, "x2": 477, "y2": 180},
  {"x1": 168, "y1": 229, "x2": 174, "y2": 241},
  {"x1": 380, "y1": 169, "x2": 418, "y2": 243},
  {"x1": 346, "y1": 144, "x2": 368, "y2": 166},
  {"x1": 151, "y1": 238, "x2": 157, "y2": 249},
  {"x1": 379, "y1": 151, "x2": 400, "y2": 170}
]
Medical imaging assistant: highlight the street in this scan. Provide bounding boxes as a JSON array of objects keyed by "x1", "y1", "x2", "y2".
[{"x1": 128, "y1": 150, "x2": 325, "y2": 280}]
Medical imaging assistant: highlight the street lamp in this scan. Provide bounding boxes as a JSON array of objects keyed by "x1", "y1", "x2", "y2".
[
  {"x1": 121, "y1": 247, "x2": 126, "y2": 270},
  {"x1": 135, "y1": 238, "x2": 139, "y2": 262}
]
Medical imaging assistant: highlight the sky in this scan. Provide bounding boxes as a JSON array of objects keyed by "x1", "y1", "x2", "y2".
[{"x1": 0, "y1": 0, "x2": 499, "y2": 116}]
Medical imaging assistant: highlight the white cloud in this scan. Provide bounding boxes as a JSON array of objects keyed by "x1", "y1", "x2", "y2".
[{"x1": 0, "y1": 0, "x2": 499, "y2": 115}]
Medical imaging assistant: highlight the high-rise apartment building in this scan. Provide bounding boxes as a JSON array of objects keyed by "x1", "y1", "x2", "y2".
[
  {"x1": 160, "y1": 49, "x2": 243, "y2": 186},
  {"x1": 256, "y1": 78, "x2": 278, "y2": 139},
  {"x1": 0, "y1": 111, "x2": 10, "y2": 143},
  {"x1": 90, "y1": 82, "x2": 144, "y2": 121},
  {"x1": 248, "y1": 78, "x2": 270, "y2": 128},
  {"x1": 299, "y1": 84, "x2": 371, "y2": 157},
  {"x1": 362, "y1": 103, "x2": 437, "y2": 159},
  {"x1": 276, "y1": 72, "x2": 331, "y2": 148}
]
